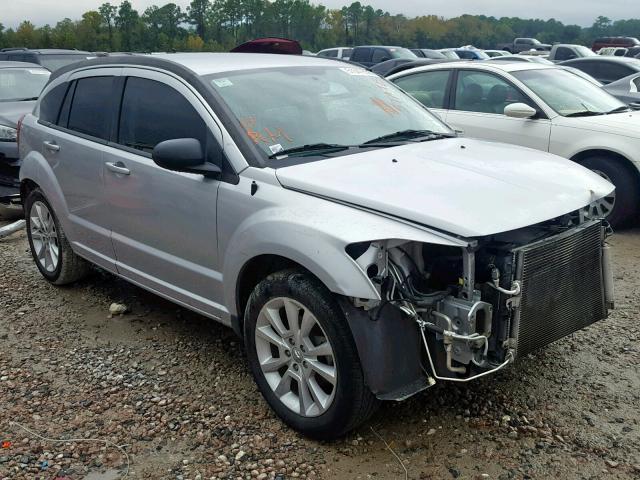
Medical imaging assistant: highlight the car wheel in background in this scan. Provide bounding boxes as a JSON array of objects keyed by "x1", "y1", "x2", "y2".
[
  {"x1": 244, "y1": 269, "x2": 378, "y2": 439},
  {"x1": 25, "y1": 188, "x2": 90, "y2": 285},
  {"x1": 580, "y1": 156, "x2": 639, "y2": 228}
]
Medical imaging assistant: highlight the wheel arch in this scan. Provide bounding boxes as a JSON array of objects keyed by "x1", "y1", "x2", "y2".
[
  {"x1": 232, "y1": 254, "x2": 317, "y2": 337},
  {"x1": 571, "y1": 148, "x2": 640, "y2": 184}
]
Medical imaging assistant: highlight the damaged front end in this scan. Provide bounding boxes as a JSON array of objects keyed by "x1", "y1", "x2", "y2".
[{"x1": 343, "y1": 215, "x2": 614, "y2": 401}]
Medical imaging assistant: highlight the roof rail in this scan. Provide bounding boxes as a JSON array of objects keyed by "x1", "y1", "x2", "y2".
[{"x1": 0, "y1": 47, "x2": 29, "y2": 52}]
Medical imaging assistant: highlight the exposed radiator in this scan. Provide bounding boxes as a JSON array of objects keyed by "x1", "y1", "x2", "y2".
[{"x1": 511, "y1": 220, "x2": 606, "y2": 357}]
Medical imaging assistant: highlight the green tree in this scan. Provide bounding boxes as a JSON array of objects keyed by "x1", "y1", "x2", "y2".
[
  {"x1": 188, "y1": 0, "x2": 210, "y2": 41},
  {"x1": 99, "y1": 3, "x2": 118, "y2": 50}
]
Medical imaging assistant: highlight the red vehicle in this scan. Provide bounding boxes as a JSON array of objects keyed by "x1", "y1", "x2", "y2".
[
  {"x1": 592, "y1": 36, "x2": 640, "y2": 52},
  {"x1": 230, "y1": 37, "x2": 302, "y2": 55}
]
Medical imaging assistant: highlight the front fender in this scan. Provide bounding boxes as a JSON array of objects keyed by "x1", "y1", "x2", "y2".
[{"x1": 220, "y1": 175, "x2": 467, "y2": 318}]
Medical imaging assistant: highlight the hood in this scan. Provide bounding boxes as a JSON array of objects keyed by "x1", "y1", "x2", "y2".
[
  {"x1": 556, "y1": 110, "x2": 640, "y2": 138},
  {"x1": 0, "y1": 100, "x2": 36, "y2": 128},
  {"x1": 275, "y1": 138, "x2": 614, "y2": 238}
]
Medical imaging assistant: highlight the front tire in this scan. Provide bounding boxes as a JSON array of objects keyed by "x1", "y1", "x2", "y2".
[
  {"x1": 580, "y1": 156, "x2": 639, "y2": 228},
  {"x1": 244, "y1": 269, "x2": 378, "y2": 439},
  {"x1": 25, "y1": 188, "x2": 89, "y2": 285}
]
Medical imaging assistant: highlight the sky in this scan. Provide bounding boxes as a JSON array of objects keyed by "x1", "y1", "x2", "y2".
[{"x1": 0, "y1": 0, "x2": 629, "y2": 29}]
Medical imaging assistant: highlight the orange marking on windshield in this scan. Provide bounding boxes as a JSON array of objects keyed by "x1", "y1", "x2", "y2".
[
  {"x1": 241, "y1": 116, "x2": 293, "y2": 144},
  {"x1": 371, "y1": 97, "x2": 401, "y2": 115}
]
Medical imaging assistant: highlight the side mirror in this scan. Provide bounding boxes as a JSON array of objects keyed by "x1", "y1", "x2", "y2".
[
  {"x1": 504, "y1": 102, "x2": 537, "y2": 119},
  {"x1": 152, "y1": 138, "x2": 221, "y2": 178}
]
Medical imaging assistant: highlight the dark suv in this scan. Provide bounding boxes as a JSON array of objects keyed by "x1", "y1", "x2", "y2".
[
  {"x1": 0, "y1": 48, "x2": 94, "y2": 72},
  {"x1": 349, "y1": 46, "x2": 416, "y2": 67},
  {"x1": 592, "y1": 37, "x2": 640, "y2": 52}
]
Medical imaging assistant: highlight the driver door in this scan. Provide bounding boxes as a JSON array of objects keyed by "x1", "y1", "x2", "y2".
[{"x1": 445, "y1": 70, "x2": 551, "y2": 151}]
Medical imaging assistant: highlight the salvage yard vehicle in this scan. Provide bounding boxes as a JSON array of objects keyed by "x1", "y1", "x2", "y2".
[
  {"x1": 0, "y1": 48, "x2": 94, "y2": 72},
  {"x1": 603, "y1": 72, "x2": 640, "y2": 109},
  {"x1": 19, "y1": 53, "x2": 614, "y2": 439},
  {"x1": 389, "y1": 62, "x2": 640, "y2": 226},
  {"x1": 560, "y1": 56, "x2": 640, "y2": 85},
  {"x1": 497, "y1": 38, "x2": 551, "y2": 54}
]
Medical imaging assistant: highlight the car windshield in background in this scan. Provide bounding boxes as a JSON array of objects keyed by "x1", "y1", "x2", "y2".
[
  {"x1": 207, "y1": 66, "x2": 452, "y2": 163},
  {"x1": 0, "y1": 67, "x2": 50, "y2": 101},
  {"x1": 38, "y1": 55, "x2": 94, "y2": 71},
  {"x1": 390, "y1": 48, "x2": 418, "y2": 59},
  {"x1": 513, "y1": 68, "x2": 625, "y2": 116},
  {"x1": 575, "y1": 45, "x2": 597, "y2": 57}
]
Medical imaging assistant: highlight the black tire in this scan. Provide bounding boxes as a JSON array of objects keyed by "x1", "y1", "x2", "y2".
[
  {"x1": 580, "y1": 156, "x2": 640, "y2": 228},
  {"x1": 244, "y1": 269, "x2": 378, "y2": 439},
  {"x1": 25, "y1": 188, "x2": 90, "y2": 285}
]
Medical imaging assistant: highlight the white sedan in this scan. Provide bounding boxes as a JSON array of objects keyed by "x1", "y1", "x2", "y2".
[{"x1": 388, "y1": 62, "x2": 640, "y2": 226}]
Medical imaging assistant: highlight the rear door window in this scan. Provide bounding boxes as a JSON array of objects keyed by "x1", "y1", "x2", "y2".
[
  {"x1": 393, "y1": 70, "x2": 451, "y2": 108},
  {"x1": 371, "y1": 49, "x2": 390, "y2": 63},
  {"x1": 320, "y1": 50, "x2": 338, "y2": 58},
  {"x1": 117, "y1": 77, "x2": 207, "y2": 154},
  {"x1": 67, "y1": 76, "x2": 114, "y2": 140}
]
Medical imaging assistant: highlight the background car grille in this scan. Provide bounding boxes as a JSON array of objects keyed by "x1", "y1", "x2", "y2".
[{"x1": 513, "y1": 221, "x2": 606, "y2": 357}]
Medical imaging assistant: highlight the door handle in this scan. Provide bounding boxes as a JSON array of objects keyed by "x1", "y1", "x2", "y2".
[
  {"x1": 105, "y1": 161, "x2": 130, "y2": 175},
  {"x1": 43, "y1": 141, "x2": 60, "y2": 152}
]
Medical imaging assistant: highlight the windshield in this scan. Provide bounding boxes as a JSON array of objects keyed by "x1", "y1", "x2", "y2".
[
  {"x1": 38, "y1": 54, "x2": 94, "y2": 72},
  {"x1": 0, "y1": 67, "x2": 50, "y2": 101},
  {"x1": 575, "y1": 45, "x2": 597, "y2": 57},
  {"x1": 207, "y1": 66, "x2": 452, "y2": 163},
  {"x1": 439, "y1": 50, "x2": 460, "y2": 59},
  {"x1": 513, "y1": 68, "x2": 625, "y2": 116},
  {"x1": 390, "y1": 48, "x2": 418, "y2": 60}
]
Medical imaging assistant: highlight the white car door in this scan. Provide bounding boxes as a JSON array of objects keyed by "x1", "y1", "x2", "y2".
[
  {"x1": 445, "y1": 69, "x2": 551, "y2": 151},
  {"x1": 391, "y1": 69, "x2": 452, "y2": 121}
]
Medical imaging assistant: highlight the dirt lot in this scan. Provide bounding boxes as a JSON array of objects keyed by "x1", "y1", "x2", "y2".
[{"x1": 1, "y1": 221, "x2": 639, "y2": 480}]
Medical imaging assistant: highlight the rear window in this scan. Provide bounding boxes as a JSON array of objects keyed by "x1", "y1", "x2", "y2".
[
  {"x1": 0, "y1": 67, "x2": 50, "y2": 102},
  {"x1": 38, "y1": 54, "x2": 94, "y2": 72},
  {"x1": 67, "y1": 76, "x2": 114, "y2": 140}
]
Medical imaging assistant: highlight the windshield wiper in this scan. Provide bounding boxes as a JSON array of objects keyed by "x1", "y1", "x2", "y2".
[
  {"x1": 360, "y1": 129, "x2": 455, "y2": 145},
  {"x1": 267, "y1": 143, "x2": 352, "y2": 159},
  {"x1": 605, "y1": 105, "x2": 630, "y2": 114},
  {"x1": 564, "y1": 110, "x2": 605, "y2": 117}
]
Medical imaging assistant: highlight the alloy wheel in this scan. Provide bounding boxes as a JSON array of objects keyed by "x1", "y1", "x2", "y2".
[
  {"x1": 254, "y1": 297, "x2": 337, "y2": 417},
  {"x1": 582, "y1": 169, "x2": 616, "y2": 220},
  {"x1": 29, "y1": 201, "x2": 60, "y2": 273}
]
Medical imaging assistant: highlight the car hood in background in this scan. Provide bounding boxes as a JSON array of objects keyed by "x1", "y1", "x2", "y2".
[
  {"x1": 275, "y1": 138, "x2": 613, "y2": 238},
  {"x1": 555, "y1": 110, "x2": 640, "y2": 138},
  {"x1": 0, "y1": 100, "x2": 36, "y2": 127}
]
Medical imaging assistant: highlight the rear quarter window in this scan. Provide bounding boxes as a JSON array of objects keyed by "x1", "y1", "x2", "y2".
[{"x1": 39, "y1": 83, "x2": 69, "y2": 125}]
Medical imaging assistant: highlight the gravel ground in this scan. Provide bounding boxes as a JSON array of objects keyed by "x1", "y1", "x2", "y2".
[{"x1": 1, "y1": 222, "x2": 639, "y2": 480}]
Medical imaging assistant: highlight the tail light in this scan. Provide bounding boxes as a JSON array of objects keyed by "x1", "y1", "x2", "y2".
[{"x1": 16, "y1": 114, "x2": 25, "y2": 147}]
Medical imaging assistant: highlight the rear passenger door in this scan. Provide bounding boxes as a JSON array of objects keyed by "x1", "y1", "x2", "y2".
[
  {"x1": 391, "y1": 69, "x2": 452, "y2": 120},
  {"x1": 103, "y1": 69, "x2": 228, "y2": 319},
  {"x1": 39, "y1": 69, "x2": 120, "y2": 270},
  {"x1": 445, "y1": 69, "x2": 551, "y2": 151}
]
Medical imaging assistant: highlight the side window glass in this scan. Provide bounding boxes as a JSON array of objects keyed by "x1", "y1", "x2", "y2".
[
  {"x1": 556, "y1": 47, "x2": 571, "y2": 60},
  {"x1": 454, "y1": 71, "x2": 531, "y2": 114},
  {"x1": 371, "y1": 49, "x2": 389, "y2": 63},
  {"x1": 343, "y1": 49, "x2": 353, "y2": 58},
  {"x1": 394, "y1": 71, "x2": 450, "y2": 108},
  {"x1": 352, "y1": 48, "x2": 371, "y2": 62},
  {"x1": 325, "y1": 50, "x2": 338, "y2": 58},
  {"x1": 39, "y1": 82, "x2": 69, "y2": 125},
  {"x1": 606, "y1": 63, "x2": 632, "y2": 80},
  {"x1": 67, "y1": 76, "x2": 113, "y2": 140},
  {"x1": 118, "y1": 77, "x2": 207, "y2": 155},
  {"x1": 632, "y1": 76, "x2": 640, "y2": 91}
]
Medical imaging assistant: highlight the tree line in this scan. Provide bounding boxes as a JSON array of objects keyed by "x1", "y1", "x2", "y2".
[{"x1": 0, "y1": 0, "x2": 638, "y2": 53}]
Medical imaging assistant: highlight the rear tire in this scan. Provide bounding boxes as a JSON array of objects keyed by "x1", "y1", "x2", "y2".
[
  {"x1": 580, "y1": 156, "x2": 639, "y2": 228},
  {"x1": 244, "y1": 269, "x2": 378, "y2": 439},
  {"x1": 25, "y1": 188, "x2": 90, "y2": 285}
]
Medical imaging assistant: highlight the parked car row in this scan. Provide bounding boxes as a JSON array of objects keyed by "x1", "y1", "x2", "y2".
[{"x1": 15, "y1": 52, "x2": 616, "y2": 440}]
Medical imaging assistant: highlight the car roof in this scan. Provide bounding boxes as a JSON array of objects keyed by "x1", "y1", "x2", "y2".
[
  {"x1": 0, "y1": 61, "x2": 47, "y2": 69},
  {"x1": 564, "y1": 56, "x2": 640, "y2": 64},
  {"x1": 390, "y1": 60, "x2": 553, "y2": 76},
  {"x1": 0, "y1": 48, "x2": 92, "y2": 55},
  {"x1": 50, "y1": 52, "x2": 358, "y2": 80}
]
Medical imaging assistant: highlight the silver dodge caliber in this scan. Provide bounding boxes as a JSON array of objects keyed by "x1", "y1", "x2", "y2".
[{"x1": 19, "y1": 53, "x2": 615, "y2": 438}]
